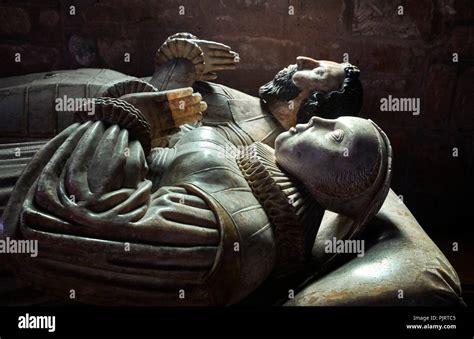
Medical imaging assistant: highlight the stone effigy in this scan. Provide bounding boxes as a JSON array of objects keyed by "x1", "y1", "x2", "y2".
[
  {"x1": 0, "y1": 33, "x2": 464, "y2": 306},
  {"x1": 3, "y1": 97, "x2": 391, "y2": 305}
]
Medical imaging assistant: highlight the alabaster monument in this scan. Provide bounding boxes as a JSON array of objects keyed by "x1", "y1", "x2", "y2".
[{"x1": 0, "y1": 33, "x2": 463, "y2": 306}]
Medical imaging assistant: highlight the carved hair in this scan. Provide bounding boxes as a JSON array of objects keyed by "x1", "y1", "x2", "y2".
[
  {"x1": 259, "y1": 63, "x2": 363, "y2": 122},
  {"x1": 259, "y1": 64, "x2": 301, "y2": 104}
]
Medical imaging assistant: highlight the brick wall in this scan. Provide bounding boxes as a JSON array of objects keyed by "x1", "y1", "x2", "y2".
[{"x1": 0, "y1": 0, "x2": 472, "y2": 231}]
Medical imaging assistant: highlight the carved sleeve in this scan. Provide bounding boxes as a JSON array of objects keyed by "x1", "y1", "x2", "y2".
[{"x1": 7, "y1": 99, "x2": 220, "y2": 301}]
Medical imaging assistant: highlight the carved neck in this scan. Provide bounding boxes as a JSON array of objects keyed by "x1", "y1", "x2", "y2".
[{"x1": 236, "y1": 142, "x2": 324, "y2": 277}]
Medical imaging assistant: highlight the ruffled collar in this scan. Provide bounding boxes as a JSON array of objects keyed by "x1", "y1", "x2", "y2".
[{"x1": 236, "y1": 142, "x2": 324, "y2": 277}]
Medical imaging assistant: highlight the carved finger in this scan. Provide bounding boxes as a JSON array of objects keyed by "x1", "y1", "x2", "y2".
[
  {"x1": 160, "y1": 192, "x2": 210, "y2": 210},
  {"x1": 89, "y1": 188, "x2": 134, "y2": 213},
  {"x1": 65, "y1": 121, "x2": 105, "y2": 202},
  {"x1": 170, "y1": 102, "x2": 205, "y2": 117},
  {"x1": 107, "y1": 129, "x2": 130, "y2": 191},
  {"x1": 164, "y1": 87, "x2": 194, "y2": 101},
  {"x1": 168, "y1": 93, "x2": 202, "y2": 110},
  {"x1": 35, "y1": 122, "x2": 93, "y2": 215},
  {"x1": 154, "y1": 186, "x2": 188, "y2": 197},
  {"x1": 122, "y1": 140, "x2": 148, "y2": 189},
  {"x1": 209, "y1": 49, "x2": 235, "y2": 58},
  {"x1": 88, "y1": 125, "x2": 123, "y2": 195},
  {"x1": 201, "y1": 40, "x2": 231, "y2": 51},
  {"x1": 161, "y1": 206, "x2": 217, "y2": 229},
  {"x1": 211, "y1": 64, "x2": 237, "y2": 71},
  {"x1": 194, "y1": 63, "x2": 205, "y2": 75},
  {"x1": 96, "y1": 180, "x2": 151, "y2": 224},
  {"x1": 192, "y1": 54, "x2": 205, "y2": 65},
  {"x1": 210, "y1": 57, "x2": 238, "y2": 65},
  {"x1": 155, "y1": 103, "x2": 200, "y2": 124},
  {"x1": 109, "y1": 180, "x2": 151, "y2": 216},
  {"x1": 141, "y1": 208, "x2": 219, "y2": 245}
]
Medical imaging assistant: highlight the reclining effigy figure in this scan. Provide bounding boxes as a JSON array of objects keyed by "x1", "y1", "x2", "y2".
[
  {"x1": 4, "y1": 92, "x2": 391, "y2": 305},
  {"x1": 0, "y1": 33, "x2": 463, "y2": 306}
]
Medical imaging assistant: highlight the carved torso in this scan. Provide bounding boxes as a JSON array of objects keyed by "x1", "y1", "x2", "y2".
[{"x1": 193, "y1": 81, "x2": 285, "y2": 147}]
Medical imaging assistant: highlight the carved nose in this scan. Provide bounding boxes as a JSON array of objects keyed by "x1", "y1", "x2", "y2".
[
  {"x1": 296, "y1": 56, "x2": 319, "y2": 70},
  {"x1": 310, "y1": 116, "x2": 336, "y2": 129}
]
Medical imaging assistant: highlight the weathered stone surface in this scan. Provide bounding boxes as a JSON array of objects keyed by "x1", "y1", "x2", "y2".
[
  {"x1": 448, "y1": 26, "x2": 474, "y2": 59},
  {"x1": 296, "y1": 0, "x2": 347, "y2": 36},
  {"x1": 39, "y1": 10, "x2": 60, "y2": 27},
  {"x1": 352, "y1": 0, "x2": 433, "y2": 39},
  {"x1": 68, "y1": 35, "x2": 96, "y2": 66},
  {"x1": 421, "y1": 63, "x2": 457, "y2": 128},
  {"x1": 97, "y1": 38, "x2": 137, "y2": 73},
  {"x1": 350, "y1": 42, "x2": 423, "y2": 75},
  {"x1": 0, "y1": 86, "x2": 26, "y2": 136},
  {"x1": 439, "y1": 0, "x2": 474, "y2": 22},
  {"x1": 0, "y1": 44, "x2": 61, "y2": 75},
  {"x1": 361, "y1": 74, "x2": 424, "y2": 131},
  {"x1": 83, "y1": 3, "x2": 129, "y2": 23},
  {"x1": 0, "y1": 7, "x2": 30, "y2": 34}
]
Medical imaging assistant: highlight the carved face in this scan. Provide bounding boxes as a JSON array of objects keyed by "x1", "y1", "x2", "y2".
[
  {"x1": 292, "y1": 56, "x2": 346, "y2": 93},
  {"x1": 259, "y1": 57, "x2": 350, "y2": 129},
  {"x1": 275, "y1": 116, "x2": 382, "y2": 215}
]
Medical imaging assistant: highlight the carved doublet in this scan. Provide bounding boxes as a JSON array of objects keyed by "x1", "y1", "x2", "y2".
[
  {"x1": 193, "y1": 81, "x2": 285, "y2": 147},
  {"x1": 158, "y1": 127, "x2": 277, "y2": 304}
]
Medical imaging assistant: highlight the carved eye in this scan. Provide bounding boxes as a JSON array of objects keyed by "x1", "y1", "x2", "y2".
[{"x1": 331, "y1": 129, "x2": 345, "y2": 143}]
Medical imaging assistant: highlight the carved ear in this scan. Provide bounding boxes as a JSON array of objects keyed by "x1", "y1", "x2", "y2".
[{"x1": 296, "y1": 56, "x2": 319, "y2": 70}]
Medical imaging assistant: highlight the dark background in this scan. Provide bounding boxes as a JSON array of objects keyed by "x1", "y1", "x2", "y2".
[{"x1": 0, "y1": 0, "x2": 473, "y2": 296}]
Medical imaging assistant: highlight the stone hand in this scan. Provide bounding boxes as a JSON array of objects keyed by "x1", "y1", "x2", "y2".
[
  {"x1": 32, "y1": 120, "x2": 218, "y2": 251},
  {"x1": 190, "y1": 39, "x2": 239, "y2": 80},
  {"x1": 62, "y1": 131, "x2": 219, "y2": 245},
  {"x1": 156, "y1": 34, "x2": 238, "y2": 81},
  {"x1": 138, "y1": 186, "x2": 220, "y2": 246},
  {"x1": 120, "y1": 87, "x2": 207, "y2": 138}
]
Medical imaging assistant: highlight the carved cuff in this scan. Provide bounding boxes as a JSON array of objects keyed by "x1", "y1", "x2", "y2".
[
  {"x1": 101, "y1": 79, "x2": 158, "y2": 98},
  {"x1": 73, "y1": 97, "x2": 152, "y2": 154},
  {"x1": 155, "y1": 37, "x2": 205, "y2": 79}
]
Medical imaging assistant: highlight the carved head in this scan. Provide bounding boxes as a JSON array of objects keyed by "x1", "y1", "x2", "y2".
[
  {"x1": 275, "y1": 116, "x2": 391, "y2": 222},
  {"x1": 259, "y1": 57, "x2": 362, "y2": 128}
]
